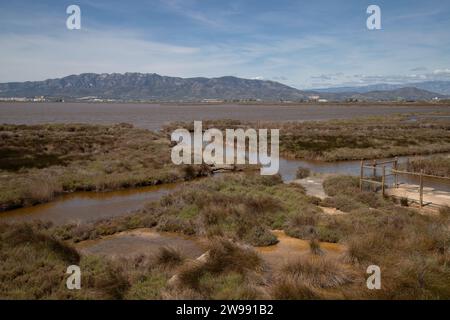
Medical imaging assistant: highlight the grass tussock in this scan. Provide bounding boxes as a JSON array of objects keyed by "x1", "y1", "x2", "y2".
[
  {"x1": 173, "y1": 239, "x2": 263, "y2": 299},
  {"x1": 282, "y1": 256, "x2": 356, "y2": 289},
  {"x1": 309, "y1": 238, "x2": 323, "y2": 255},
  {"x1": 155, "y1": 247, "x2": 185, "y2": 268},
  {"x1": 439, "y1": 206, "x2": 450, "y2": 219},
  {"x1": 270, "y1": 255, "x2": 358, "y2": 300},
  {"x1": 296, "y1": 167, "x2": 311, "y2": 179},
  {"x1": 270, "y1": 277, "x2": 320, "y2": 300}
]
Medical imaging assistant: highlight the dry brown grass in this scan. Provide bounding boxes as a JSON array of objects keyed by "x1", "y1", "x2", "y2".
[
  {"x1": 155, "y1": 247, "x2": 185, "y2": 268},
  {"x1": 270, "y1": 255, "x2": 359, "y2": 300},
  {"x1": 403, "y1": 155, "x2": 450, "y2": 177},
  {"x1": 0, "y1": 222, "x2": 131, "y2": 299},
  {"x1": 174, "y1": 239, "x2": 263, "y2": 299},
  {"x1": 270, "y1": 277, "x2": 320, "y2": 300},
  {"x1": 282, "y1": 256, "x2": 356, "y2": 289}
]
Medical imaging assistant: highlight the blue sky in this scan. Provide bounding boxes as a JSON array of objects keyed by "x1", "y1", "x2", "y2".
[{"x1": 1, "y1": 0, "x2": 449, "y2": 88}]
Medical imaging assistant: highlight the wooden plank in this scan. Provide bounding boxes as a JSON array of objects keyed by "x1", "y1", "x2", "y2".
[
  {"x1": 420, "y1": 170, "x2": 424, "y2": 208},
  {"x1": 359, "y1": 160, "x2": 363, "y2": 191},
  {"x1": 375, "y1": 159, "x2": 398, "y2": 165},
  {"x1": 372, "y1": 160, "x2": 377, "y2": 178},
  {"x1": 361, "y1": 179, "x2": 382, "y2": 185},
  {"x1": 394, "y1": 157, "x2": 399, "y2": 188},
  {"x1": 391, "y1": 169, "x2": 450, "y2": 181}
]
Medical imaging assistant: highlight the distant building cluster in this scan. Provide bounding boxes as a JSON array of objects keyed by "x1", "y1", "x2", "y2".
[
  {"x1": 0, "y1": 96, "x2": 46, "y2": 102},
  {"x1": 307, "y1": 95, "x2": 328, "y2": 103},
  {"x1": 0, "y1": 95, "x2": 446, "y2": 104},
  {"x1": 76, "y1": 96, "x2": 117, "y2": 102}
]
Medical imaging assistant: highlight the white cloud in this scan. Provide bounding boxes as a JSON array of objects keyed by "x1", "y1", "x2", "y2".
[
  {"x1": 433, "y1": 68, "x2": 450, "y2": 75},
  {"x1": 0, "y1": 25, "x2": 342, "y2": 84},
  {"x1": 305, "y1": 70, "x2": 450, "y2": 89}
]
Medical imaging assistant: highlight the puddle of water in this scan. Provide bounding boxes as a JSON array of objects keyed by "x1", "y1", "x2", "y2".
[
  {"x1": 77, "y1": 229, "x2": 344, "y2": 269},
  {"x1": 256, "y1": 230, "x2": 345, "y2": 268},
  {"x1": 76, "y1": 228, "x2": 206, "y2": 259}
]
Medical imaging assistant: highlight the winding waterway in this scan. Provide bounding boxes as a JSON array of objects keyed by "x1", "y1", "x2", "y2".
[{"x1": 1, "y1": 153, "x2": 448, "y2": 225}]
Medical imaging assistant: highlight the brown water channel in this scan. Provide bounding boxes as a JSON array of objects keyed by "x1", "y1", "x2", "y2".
[
  {"x1": 1, "y1": 155, "x2": 449, "y2": 225},
  {"x1": 0, "y1": 183, "x2": 179, "y2": 225}
]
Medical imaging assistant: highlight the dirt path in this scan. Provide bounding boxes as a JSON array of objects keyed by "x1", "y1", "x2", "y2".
[{"x1": 291, "y1": 176, "x2": 327, "y2": 199}]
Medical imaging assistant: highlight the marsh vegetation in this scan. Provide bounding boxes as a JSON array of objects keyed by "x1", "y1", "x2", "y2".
[
  {"x1": 0, "y1": 124, "x2": 210, "y2": 211},
  {"x1": 403, "y1": 154, "x2": 450, "y2": 177},
  {"x1": 1, "y1": 172, "x2": 448, "y2": 299},
  {"x1": 1, "y1": 114, "x2": 449, "y2": 300},
  {"x1": 166, "y1": 114, "x2": 450, "y2": 161}
]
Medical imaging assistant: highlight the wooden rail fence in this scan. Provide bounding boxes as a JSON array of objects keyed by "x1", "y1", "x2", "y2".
[{"x1": 359, "y1": 157, "x2": 450, "y2": 208}]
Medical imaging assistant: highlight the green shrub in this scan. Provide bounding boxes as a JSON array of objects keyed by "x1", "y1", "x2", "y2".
[
  {"x1": 323, "y1": 175, "x2": 360, "y2": 197},
  {"x1": 155, "y1": 247, "x2": 184, "y2": 268},
  {"x1": 125, "y1": 271, "x2": 167, "y2": 300},
  {"x1": 296, "y1": 167, "x2": 311, "y2": 179}
]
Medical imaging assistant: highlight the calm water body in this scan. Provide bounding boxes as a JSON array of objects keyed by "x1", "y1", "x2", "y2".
[{"x1": 1, "y1": 102, "x2": 449, "y2": 130}]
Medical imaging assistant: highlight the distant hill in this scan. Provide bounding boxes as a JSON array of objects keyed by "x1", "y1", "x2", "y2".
[
  {"x1": 0, "y1": 73, "x2": 447, "y2": 102},
  {"x1": 0, "y1": 73, "x2": 308, "y2": 101},
  {"x1": 314, "y1": 80, "x2": 450, "y2": 95},
  {"x1": 340, "y1": 87, "x2": 446, "y2": 101}
]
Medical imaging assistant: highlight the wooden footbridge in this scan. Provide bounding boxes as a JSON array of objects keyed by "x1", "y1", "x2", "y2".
[{"x1": 359, "y1": 157, "x2": 450, "y2": 208}]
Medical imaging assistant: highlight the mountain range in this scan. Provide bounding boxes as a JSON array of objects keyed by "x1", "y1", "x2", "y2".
[
  {"x1": 319, "y1": 87, "x2": 446, "y2": 102},
  {"x1": 0, "y1": 73, "x2": 448, "y2": 102},
  {"x1": 313, "y1": 81, "x2": 450, "y2": 95},
  {"x1": 0, "y1": 73, "x2": 307, "y2": 101}
]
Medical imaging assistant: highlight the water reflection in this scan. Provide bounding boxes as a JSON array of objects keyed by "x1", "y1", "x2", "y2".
[
  {"x1": 0, "y1": 183, "x2": 179, "y2": 225},
  {"x1": 1, "y1": 102, "x2": 448, "y2": 130}
]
